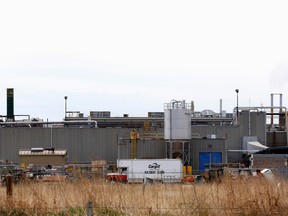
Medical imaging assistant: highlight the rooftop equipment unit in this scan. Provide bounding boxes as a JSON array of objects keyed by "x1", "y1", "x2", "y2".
[{"x1": 90, "y1": 111, "x2": 111, "y2": 118}]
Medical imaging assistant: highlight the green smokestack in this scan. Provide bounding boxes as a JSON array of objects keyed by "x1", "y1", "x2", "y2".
[{"x1": 7, "y1": 88, "x2": 14, "y2": 121}]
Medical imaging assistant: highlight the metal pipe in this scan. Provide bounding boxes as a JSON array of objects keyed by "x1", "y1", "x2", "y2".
[
  {"x1": 117, "y1": 136, "x2": 121, "y2": 160},
  {"x1": 64, "y1": 96, "x2": 68, "y2": 119},
  {"x1": 220, "y1": 99, "x2": 222, "y2": 117},
  {"x1": 280, "y1": 93, "x2": 283, "y2": 112},
  {"x1": 50, "y1": 125, "x2": 53, "y2": 148},
  {"x1": 234, "y1": 106, "x2": 286, "y2": 112},
  {"x1": 169, "y1": 107, "x2": 173, "y2": 158},
  {"x1": 227, "y1": 150, "x2": 261, "y2": 153},
  {"x1": 248, "y1": 110, "x2": 251, "y2": 136},
  {"x1": 271, "y1": 94, "x2": 274, "y2": 125},
  {"x1": 0, "y1": 120, "x2": 98, "y2": 128},
  {"x1": 191, "y1": 101, "x2": 195, "y2": 114}
]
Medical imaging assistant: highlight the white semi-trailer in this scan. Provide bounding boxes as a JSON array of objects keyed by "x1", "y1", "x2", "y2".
[{"x1": 117, "y1": 159, "x2": 183, "y2": 183}]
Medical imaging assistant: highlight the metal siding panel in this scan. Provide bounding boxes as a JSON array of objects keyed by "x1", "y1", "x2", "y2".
[
  {"x1": 191, "y1": 125, "x2": 241, "y2": 153},
  {"x1": 0, "y1": 127, "x2": 130, "y2": 164},
  {"x1": 54, "y1": 128, "x2": 130, "y2": 163},
  {"x1": 137, "y1": 140, "x2": 165, "y2": 159},
  {"x1": 239, "y1": 111, "x2": 249, "y2": 136},
  {"x1": 255, "y1": 112, "x2": 266, "y2": 144},
  {"x1": 191, "y1": 139, "x2": 226, "y2": 173},
  {"x1": 0, "y1": 114, "x2": 266, "y2": 166},
  {"x1": 118, "y1": 137, "x2": 165, "y2": 160}
]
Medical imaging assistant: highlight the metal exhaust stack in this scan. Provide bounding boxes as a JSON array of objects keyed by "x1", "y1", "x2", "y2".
[
  {"x1": 220, "y1": 99, "x2": 222, "y2": 117},
  {"x1": 271, "y1": 93, "x2": 274, "y2": 125},
  {"x1": 6, "y1": 88, "x2": 14, "y2": 122}
]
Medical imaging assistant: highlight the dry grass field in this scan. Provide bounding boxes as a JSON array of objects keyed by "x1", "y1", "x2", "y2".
[{"x1": 0, "y1": 176, "x2": 288, "y2": 216}]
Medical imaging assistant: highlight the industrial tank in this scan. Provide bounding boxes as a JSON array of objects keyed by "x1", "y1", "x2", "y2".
[{"x1": 164, "y1": 100, "x2": 191, "y2": 140}]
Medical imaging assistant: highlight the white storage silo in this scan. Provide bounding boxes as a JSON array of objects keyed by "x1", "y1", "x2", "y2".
[{"x1": 164, "y1": 100, "x2": 191, "y2": 140}]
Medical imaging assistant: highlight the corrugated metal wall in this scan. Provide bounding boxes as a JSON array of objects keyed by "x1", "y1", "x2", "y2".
[
  {"x1": 191, "y1": 138, "x2": 227, "y2": 174},
  {"x1": 239, "y1": 111, "x2": 266, "y2": 144},
  {"x1": 0, "y1": 128, "x2": 131, "y2": 163},
  {"x1": 190, "y1": 112, "x2": 266, "y2": 163},
  {"x1": 0, "y1": 112, "x2": 267, "y2": 165},
  {"x1": 191, "y1": 125, "x2": 242, "y2": 162},
  {"x1": 267, "y1": 131, "x2": 287, "y2": 147},
  {"x1": 118, "y1": 139, "x2": 166, "y2": 159},
  {"x1": 0, "y1": 127, "x2": 166, "y2": 164}
]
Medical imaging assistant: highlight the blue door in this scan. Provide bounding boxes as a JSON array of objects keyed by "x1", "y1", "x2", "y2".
[{"x1": 199, "y1": 152, "x2": 222, "y2": 172}]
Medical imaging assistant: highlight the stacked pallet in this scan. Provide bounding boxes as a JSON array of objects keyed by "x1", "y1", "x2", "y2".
[{"x1": 91, "y1": 160, "x2": 107, "y2": 172}]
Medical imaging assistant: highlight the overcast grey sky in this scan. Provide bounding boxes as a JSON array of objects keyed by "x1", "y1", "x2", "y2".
[{"x1": 1, "y1": 0, "x2": 288, "y2": 120}]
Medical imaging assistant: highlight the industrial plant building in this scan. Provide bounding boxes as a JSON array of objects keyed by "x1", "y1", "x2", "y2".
[{"x1": 0, "y1": 89, "x2": 287, "y2": 174}]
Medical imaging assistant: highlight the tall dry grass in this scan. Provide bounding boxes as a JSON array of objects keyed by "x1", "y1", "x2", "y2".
[{"x1": 0, "y1": 176, "x2": 288, "y2": 215}]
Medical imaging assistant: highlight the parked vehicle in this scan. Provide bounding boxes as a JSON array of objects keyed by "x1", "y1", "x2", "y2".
[{"x1": 106, "y1": 172, "x2": 127, "y2": 183}]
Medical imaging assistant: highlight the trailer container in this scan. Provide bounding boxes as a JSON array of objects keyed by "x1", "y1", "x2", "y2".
[{"x1": 117, "y1": 159, "x2": 183, "y2": 183}]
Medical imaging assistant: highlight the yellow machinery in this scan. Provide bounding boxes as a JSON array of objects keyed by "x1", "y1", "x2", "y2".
[
  {"x1": 187, "y1": 165, "x2": 192, "y2": 175},
  {"x1": 183, "y1": 165, "x2": 192, "y2": 176},
  {"x1": 130, "y1": 129, "x2": 138, "y2": 159},
  {"x1": 183, "y1": 166, "x2": 186, "y2": 176}
]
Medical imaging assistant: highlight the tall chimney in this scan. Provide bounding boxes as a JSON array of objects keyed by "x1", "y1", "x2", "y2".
[{"x1": 7, "y1": 88, "x2": 14, "y2": 121}]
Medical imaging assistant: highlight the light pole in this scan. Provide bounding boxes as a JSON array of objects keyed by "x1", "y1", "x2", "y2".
[
  {"x1": 64, "y1": 96, "x2": 68, "y2": 120},
  {"x1": 50, "y1": 124, "x2": 53, "y2": 148},
  {"x1": 235, "y1": 89, "x2": 239, "y2": 124}
]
